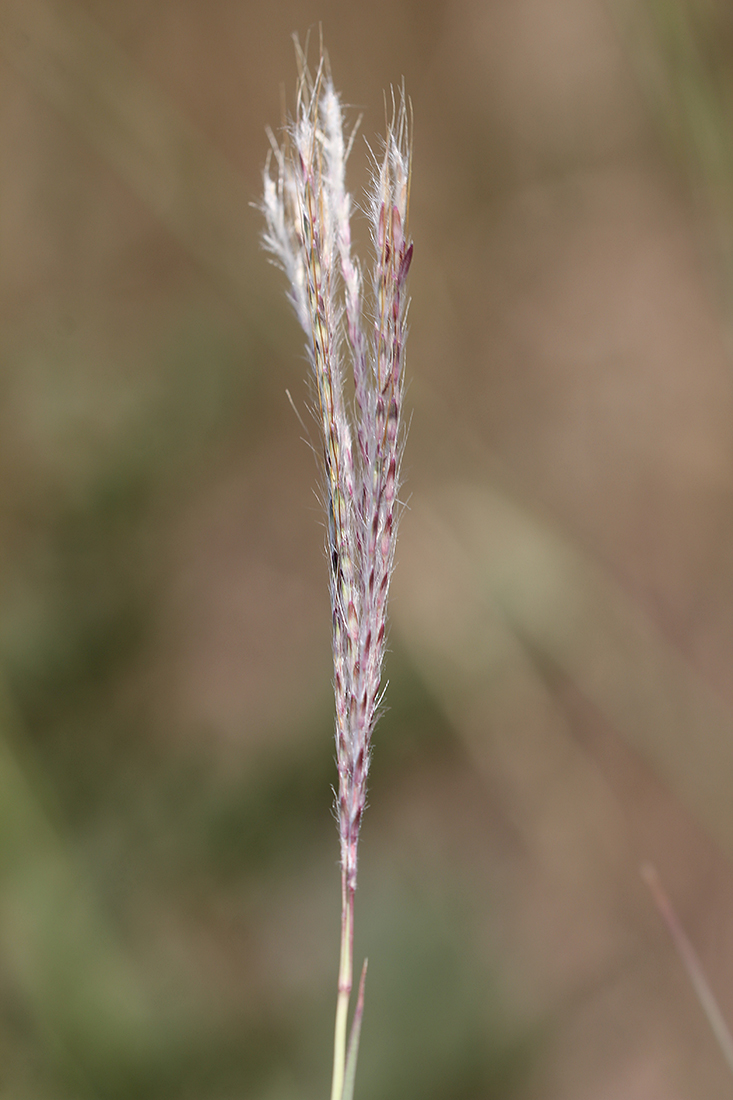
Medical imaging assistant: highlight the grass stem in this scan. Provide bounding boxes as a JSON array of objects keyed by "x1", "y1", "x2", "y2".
[{"x1": 330, "y1": 876, "x2": 354, "y2": 1100}]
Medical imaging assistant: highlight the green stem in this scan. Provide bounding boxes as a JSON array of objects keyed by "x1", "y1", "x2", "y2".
[
  {"x1": 342, "y1": 959, "x2": 368, "y2": 1100},
  {"x1": 330, "y1": 874, "x2": 354, "y2": 1100}
]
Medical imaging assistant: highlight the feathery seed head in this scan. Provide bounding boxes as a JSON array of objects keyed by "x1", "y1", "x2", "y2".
[{"x1": 261, "y1": 47, "x2": 412, "y2": 894}]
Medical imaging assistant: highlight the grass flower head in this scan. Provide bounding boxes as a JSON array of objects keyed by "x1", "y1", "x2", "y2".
[{"x1": 261, "y1": 40, "x2": 412, "y2": 1100}]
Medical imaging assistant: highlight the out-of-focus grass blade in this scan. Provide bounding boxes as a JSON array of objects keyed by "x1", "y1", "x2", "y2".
[
  {"x1": 395, "y1": 482, "x2": 733, "y2": 860},
  {"x1": 613, "y1": 0, "x2": 733, "y2": 307},
  {"x1": 0, "y1": 0, "x2": 257, "y2": 311},
  {"x1": 643, "y1": 862, "x2": 733, "y2": 1076}
]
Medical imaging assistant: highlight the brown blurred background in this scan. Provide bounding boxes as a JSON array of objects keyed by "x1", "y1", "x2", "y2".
[{"x1": 3, "y1": 0, "x2": 733, "y2": 1096}]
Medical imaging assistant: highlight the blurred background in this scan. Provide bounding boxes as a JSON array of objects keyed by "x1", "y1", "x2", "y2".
[{"x1": 3, "y1": 0, "x2": 733, "y2": 1096}]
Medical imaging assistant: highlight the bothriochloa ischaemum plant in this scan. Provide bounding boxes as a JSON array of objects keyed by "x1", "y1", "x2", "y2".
[{"x1": 260, "y1": 40, "x2": 413, "y2": 1100}]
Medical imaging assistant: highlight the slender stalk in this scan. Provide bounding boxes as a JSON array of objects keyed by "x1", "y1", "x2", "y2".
[{"x1": 331, "y1": 876, "x2": 354, "y2": 1100}]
